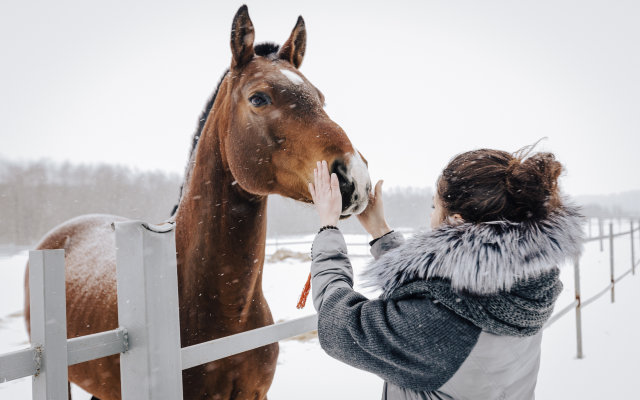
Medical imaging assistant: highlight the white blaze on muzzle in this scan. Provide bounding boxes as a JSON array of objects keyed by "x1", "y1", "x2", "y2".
[{"x1": 343, "y1": 150, "x2": 371, "y2": 215}]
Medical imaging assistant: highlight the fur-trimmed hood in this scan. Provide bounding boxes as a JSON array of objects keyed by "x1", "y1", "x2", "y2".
[{"x1": 363, "y1": 205, "x2": 584, "y2": 297}]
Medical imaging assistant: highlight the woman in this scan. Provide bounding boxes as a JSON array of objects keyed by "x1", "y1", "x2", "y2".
[{"x1": 307, "y1": 147, "x2": 583, "y2": 399}]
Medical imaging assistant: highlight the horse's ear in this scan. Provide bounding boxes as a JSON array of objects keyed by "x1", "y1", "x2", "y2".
[
  {"x1": 279, "y1": 16, "x2": 306, "y2": 69},
  {"x1": 230, "y1": 5, "x2": 255, "y2": 69}
]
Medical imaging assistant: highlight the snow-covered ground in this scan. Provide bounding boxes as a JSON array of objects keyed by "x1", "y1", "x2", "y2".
[{"x1": 1, "y1": 221, "x2": 638, "y2": 399}]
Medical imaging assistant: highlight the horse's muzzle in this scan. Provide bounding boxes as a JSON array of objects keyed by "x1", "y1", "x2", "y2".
[{"x1": 331, "y1": 153, "x2": 371, "y2": 216}]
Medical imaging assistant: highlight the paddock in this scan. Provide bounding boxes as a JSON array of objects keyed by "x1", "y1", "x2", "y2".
[{"x1": 1, "y1": 217, "x2": 639, "y2": 399}]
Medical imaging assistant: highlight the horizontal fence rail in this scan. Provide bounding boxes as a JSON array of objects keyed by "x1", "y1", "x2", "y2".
[
  {"x1": 67, "y1": 328, "x2": 128, "y2": 366},
  {"x1": 0, "y1": 328, "x2": 128, "y2": 383},
  {"x1": 1, "y1": 218, "x2": 639, "y2": 398},
  {"x1": 0, "y1": 347, "x2": 38, "y2": 383},
  {"x1": 181, "y1": 315, "x2": 318, "y2": 370},
  {"x1": 543, "y1": 300, "x2": 579, "y2": 328}
]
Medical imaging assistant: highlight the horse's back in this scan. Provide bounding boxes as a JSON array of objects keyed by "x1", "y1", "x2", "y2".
[
  {"x1": 27, "y1": 214, "x2": 126, "y2": 331},
  {"x1": 25, "y1": 214, "x2": 127, "y2": 400},
  {"x1": 34, "y1": 213, "x2": 124, "y2": 255},
  {"x1": 36, "y1": 213, "x2": 123, "y2": 252}
]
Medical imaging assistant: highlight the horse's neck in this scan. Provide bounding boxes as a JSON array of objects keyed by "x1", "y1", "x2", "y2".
[{"x1": 175, "y1": 123, "x2": 269, "y2": 328}]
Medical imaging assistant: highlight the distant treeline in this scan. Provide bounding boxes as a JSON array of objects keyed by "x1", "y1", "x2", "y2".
[
  {"x1": 1, "y1": 158, "x2": 637, "y2": 246},
  {"x1": 0, "y1": 159, "x2": 182, "y2": 245},
  {"x1": 0, "y1": 159, "x2": 433, "y2": 245},
  {"x1": 575, "y1": 193, "x2": 640, "y2": 219}
]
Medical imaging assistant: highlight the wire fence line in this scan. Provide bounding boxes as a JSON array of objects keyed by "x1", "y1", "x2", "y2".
[
  {"x1": 0, "y1": 218, "x2": 638, "y2": 398},
  {"x1": 554, "y1": 219, "x2": 639, "y2": 358}
]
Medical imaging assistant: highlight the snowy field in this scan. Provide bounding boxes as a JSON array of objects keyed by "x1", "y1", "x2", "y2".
[{"x1": 1, "y1": 220, "x2": 639, "y2": 399}]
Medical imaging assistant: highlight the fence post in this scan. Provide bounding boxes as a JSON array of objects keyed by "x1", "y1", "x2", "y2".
[
  {"x1": 598, "y1": 218, "x2": 604, "y2": 252},
  {"x1": 115, "y1": 221, "x2": 183, "y2": 400},
  {"x1": 609, "y1": 223, "x2": 615, "y2": 303},
  {"x1": 631, "y1": 220, "x2": 636, "y2": 275},
  {"x1": 29, "y1": 249, "x2": 69, "y2": 400},
  {"x1": 573, "y1": 258, "x2": 583, "y2": 359}
]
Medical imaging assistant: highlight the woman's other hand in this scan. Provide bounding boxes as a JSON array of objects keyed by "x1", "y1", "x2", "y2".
[
  {"x1": 308, "y1": 160, "x2": 342, "y2": 227},
  {"x1": 357, "y1": 180, "x2": 392, "y2": 239}
]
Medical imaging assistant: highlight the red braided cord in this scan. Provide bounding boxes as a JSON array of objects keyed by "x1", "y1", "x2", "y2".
[{"x1": 296, "y1": 272, "x2": 312, "y2": 309}]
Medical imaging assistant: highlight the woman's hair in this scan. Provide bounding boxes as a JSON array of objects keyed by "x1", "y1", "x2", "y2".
[{"x1": 437, "y1": 145, "x2": 563, "y2": 223}]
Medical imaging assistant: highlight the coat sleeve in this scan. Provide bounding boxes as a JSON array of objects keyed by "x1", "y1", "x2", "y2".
[
  {"x1": 370, "y1": 231, "x2": 405, "y2": 260},
  {"x1": 310, "y1": 229, "x2": 355, "y2": 311},
  {"x1": 310, "y1": 229, "x2": 481, "y2": 392}
]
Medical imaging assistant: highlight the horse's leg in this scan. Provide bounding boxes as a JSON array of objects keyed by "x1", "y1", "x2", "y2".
[{"x1": 66, "y1": 381, "x2": 101, "y2": 400}]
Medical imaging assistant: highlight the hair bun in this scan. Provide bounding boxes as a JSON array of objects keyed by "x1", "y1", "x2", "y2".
[
  {"x1": 438, "y1": 147, "x2": 564, "y2": 223},
  {"x1": 505, "y1": 152, "x2": 562, "y2": 220}
]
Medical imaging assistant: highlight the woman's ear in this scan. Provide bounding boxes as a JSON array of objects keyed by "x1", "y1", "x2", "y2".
[{"x1": 446, "y1": 214, "x2": 465, "y2": 226}]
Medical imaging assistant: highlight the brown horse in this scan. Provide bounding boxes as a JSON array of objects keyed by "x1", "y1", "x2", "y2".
[{"x1": 24, "y1": 5, "x2": 370, "y2": 400}]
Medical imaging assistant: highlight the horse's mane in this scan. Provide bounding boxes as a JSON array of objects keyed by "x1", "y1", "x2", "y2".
[{"x1": 171, "y1": 43, "x2": 281, "y2": 215}]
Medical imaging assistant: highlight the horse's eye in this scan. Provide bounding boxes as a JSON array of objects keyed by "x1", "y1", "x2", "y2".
[{"x1": 249, "y1": 93, "x2": 271, "y2": 107}]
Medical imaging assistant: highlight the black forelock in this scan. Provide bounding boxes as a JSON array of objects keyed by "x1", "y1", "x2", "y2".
[
  {"x1": 171, "y1": 42, "x2": 282, "y2": 216},
  {"x1": 254, "y1": 42, "x2": 280, "y2": 57}
]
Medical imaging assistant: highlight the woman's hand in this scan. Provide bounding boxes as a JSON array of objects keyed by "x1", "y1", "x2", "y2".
[
  {"x1": 308, "y1": 160, "x2": 342, "y2": 227},
  {"x1": 357, "y1": 180, "x2": 392, "y2": 239}
]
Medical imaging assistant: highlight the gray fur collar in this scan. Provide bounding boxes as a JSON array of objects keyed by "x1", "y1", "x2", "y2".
[{"x1": 363, "y1": 206, "x2": 584, "y2": 296}]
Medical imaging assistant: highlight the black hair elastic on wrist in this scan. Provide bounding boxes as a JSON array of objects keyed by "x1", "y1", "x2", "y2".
[
  {"x1": 318, "y1": 225, "x2": 339, "y2": 234},
  {"x1": 369, "y1": 230, "x2": 395, "y2": 246}
]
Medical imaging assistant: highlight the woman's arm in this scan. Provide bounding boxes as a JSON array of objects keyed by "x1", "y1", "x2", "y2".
[
  {"x1": 370, "y1": 231, "x2": 405, "y2": 260},
  {"x1": 356, "y1": 179, "x2": 392, "y2": 239},
  {"x1": 310, "y1": 228, "x2": 353, "y2": 311},
  {"x1": 356, "y1": 179, "x2": 407, "y2": 259},
  {"x1": 310, "y1": 228, "x2": 481, "y2": 392}
]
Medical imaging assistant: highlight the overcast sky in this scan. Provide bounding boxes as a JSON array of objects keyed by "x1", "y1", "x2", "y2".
[{"x1": 1, "y1": 0, "x2": 638, "y2": 196}]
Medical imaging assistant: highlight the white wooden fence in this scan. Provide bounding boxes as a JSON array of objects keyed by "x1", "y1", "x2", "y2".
[
  {"x1": 0, "y1": 221, "x2": 316, "y2": 399},
  {"x1": 0, "y1": 218, "x2": 638, "y2": 399}
]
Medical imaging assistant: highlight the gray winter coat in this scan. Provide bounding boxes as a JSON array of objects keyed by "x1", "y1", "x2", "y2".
[{"x1": 310, "y1": 207, "x2": 583, "y2": 399}]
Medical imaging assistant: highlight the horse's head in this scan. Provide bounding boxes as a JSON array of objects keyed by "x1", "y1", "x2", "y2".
[{"x1": 215, "y1": 5, "x2": 370, "y2": 216}]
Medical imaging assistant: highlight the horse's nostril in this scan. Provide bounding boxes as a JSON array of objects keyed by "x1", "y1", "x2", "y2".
[
  {"x1": 330, "y1": 159, "x2": 348, "y2": 178},
  {"x1": 331, "y1": 159, "x2": 356, "y2": 212}
]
